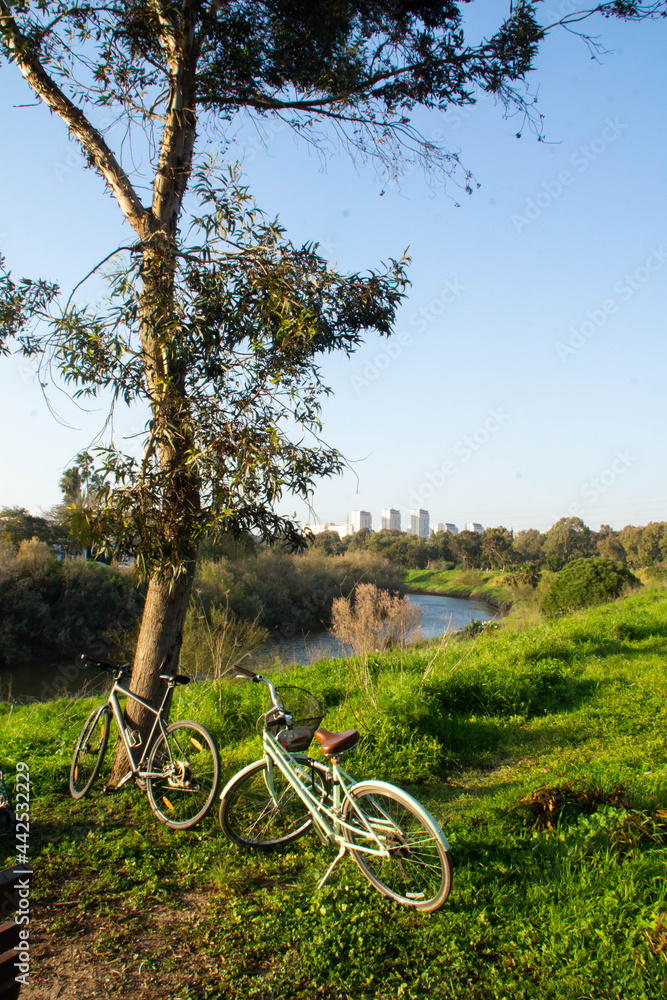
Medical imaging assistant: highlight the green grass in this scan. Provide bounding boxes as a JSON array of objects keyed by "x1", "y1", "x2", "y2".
[
  {"x1": 3, "y1": 588, "x2": 667, "y2": 998},
  {"x1": 404, "y1": 567, "x2": 514, "y2": 611}
]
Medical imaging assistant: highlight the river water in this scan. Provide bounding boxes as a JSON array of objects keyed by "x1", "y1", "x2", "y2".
[
  {"x1": 0, "y1": 592, "x2": 495, "y2": 702},
  {"x1": 255, "y1": 592, "x2": 495, "y2": 666}
]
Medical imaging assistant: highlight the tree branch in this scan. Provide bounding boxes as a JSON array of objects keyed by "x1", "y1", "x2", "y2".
[
  {"x1": 151, "y1": 0, "x2": 200, "y2": 231},
  {"x1": 0, "y1": 1, "x2": 148, "y2": 235}
]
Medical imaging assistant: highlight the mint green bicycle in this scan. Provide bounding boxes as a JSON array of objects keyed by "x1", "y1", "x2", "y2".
[{"x1": 219, "y1": 666, "x2": 452, "y2": 912}]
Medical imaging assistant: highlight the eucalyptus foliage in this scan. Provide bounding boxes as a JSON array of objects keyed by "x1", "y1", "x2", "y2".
[
  {"x1": 0, "y1": 254, "x2": 57, "y2": 355},
  {"x1": 44, "y1": 167, "x2": 408, "y2": 574}
]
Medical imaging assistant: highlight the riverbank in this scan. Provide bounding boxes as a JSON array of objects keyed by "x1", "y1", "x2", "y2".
[
  {"x1": 4, "y1": 586, "x2": 667, "y2": 999},
  {"x1": 404, "y1": 566, "x2": 514, "y2": 612}
]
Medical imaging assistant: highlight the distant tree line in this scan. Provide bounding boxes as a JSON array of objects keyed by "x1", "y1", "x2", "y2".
[{"x1": 306, "y1": 517, "x2": 667, "y2": 574}]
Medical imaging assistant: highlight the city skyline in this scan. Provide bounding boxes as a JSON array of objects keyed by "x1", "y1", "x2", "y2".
[{"x1": 307, "y1": 509, "x2": 484, "y2": 540}]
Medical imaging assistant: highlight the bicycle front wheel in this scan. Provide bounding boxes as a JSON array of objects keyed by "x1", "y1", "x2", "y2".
[
  {"x1": 219, "y1": 757, "x2": 330, "y2": 850},
  {"x1": 145, "y1": 720, "x2": 221, "y2": 829},
  {"x1": 69, "y1": 705, "x2": 111, "y2": 799},
  {"x1": 343, "y1": 781, "x2": 452, "y2": 912}
]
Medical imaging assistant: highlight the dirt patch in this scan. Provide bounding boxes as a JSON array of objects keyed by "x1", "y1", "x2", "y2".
[
  {"x1": 518, "y1": 782, "x2": 667, "y2": 833},
  {"x1": 22, "y1": 890, "x2": 223, "y2": 1000}
]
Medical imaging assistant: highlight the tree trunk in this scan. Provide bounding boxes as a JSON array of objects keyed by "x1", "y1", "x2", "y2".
[
  {"x1": 108, "y1": 230, "x2": 201, "y2": 785},
  {"x1": 108, "y1": 547, "x2": 198, "y2": 785}
]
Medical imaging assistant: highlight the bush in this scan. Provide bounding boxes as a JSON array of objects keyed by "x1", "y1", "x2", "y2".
[
  {"x1": 193, "y1": 549, "x2": 405, "y2": 631},
  {"x1": 541, "y1": 557, "x2": 639, "y2": 618},
  {"x1": 0, "y1": 546, "x2": 143, "y2": 664}
]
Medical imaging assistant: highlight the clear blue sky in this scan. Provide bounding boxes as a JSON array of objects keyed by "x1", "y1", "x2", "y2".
[{"x1": 1, "y1": 7, "x2": 666, "y2": 535}]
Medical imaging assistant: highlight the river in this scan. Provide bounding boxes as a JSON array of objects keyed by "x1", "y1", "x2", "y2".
[{"x1": 0, "y1": 592, "x2": 495, "y2": 702}]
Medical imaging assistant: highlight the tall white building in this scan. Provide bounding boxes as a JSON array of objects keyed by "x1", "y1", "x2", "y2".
[
  {"x1": 410, "y1": 509, "x2": 430, "y2": 539},
  {"x1": 381, "y1": 508, "x2": 401, "y2": 531},
  {"x1": 464, "y1": 522, "x2": 484, "y2": 534},
  {"x1": 432, "y1": 522, "x2": 458, "y2": 535},
  {"x1": 352, "y1": 510, "x2": 372, "y2": 533}
]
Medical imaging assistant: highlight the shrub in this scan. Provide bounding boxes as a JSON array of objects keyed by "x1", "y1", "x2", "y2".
[
  {"x1": 180, "y1": 598, "x2": 268, "y2": 680},
  {"x1": 331, "y1": 583, "x2": 423, "y2": 656},
  {"x1": 541, "y1": 557, "x2": 639, "y2": 618},
  {"x1": 194, "y1": 549, "x2": 405, "y2": 630},
  {"x1": 0, "y1": 546, "x2": 143, "y2": 664},
  {"x1": 331, "y1": 583, "x2": 423, "y2": 711}
]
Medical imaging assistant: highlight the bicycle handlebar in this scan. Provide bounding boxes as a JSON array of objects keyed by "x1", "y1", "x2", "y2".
[
  {"x1": 232, "y1": 664, "x2": 284, "y2": 719},
  {"x1": 79, "y1": 653, "x2": 131, "y2": 675},
  {"x1": 233, "y1": 663, "x2": 258, "y2": 680}
]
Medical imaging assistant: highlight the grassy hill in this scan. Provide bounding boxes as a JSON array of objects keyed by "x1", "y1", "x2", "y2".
[{"x1": 3, "y1": 587, "x2": 667, "y2": 999}]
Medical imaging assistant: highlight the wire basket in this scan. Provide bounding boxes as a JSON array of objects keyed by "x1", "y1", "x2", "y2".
[{"x1": 267, "y1": 686, "x2": 326, "y2": 752}]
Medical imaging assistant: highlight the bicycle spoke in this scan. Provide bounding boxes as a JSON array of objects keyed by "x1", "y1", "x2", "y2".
[
  {"x1": 145, "y1": 721, "x2": 220, "y2": 830},
  {"x1": 344, "y1": 783, "x2": 452, "y2": 911}
]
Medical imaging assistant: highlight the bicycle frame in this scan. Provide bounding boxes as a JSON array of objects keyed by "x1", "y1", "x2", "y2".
[
  {"x1": 257, "y1": 727, "x2": 402, "y2": 861},
  {"x1": 104, "y1": 677, "x2": 172, "y2": 785}
]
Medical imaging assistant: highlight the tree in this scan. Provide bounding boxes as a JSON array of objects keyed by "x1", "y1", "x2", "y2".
[
  {"x1": 383, "y1": 534, "x2": 428, "y2": 569},
  {"x1": 0, "y1": 254, "x2": 57, "y2": 355},
  {"x1": 596, "y1": 525, "x2": 628, "y2": 566},
  {"x1": 0, "y1": 507, "x2": 55, "y2": 549},
  {"x1": 426, "y1": 530, "x2": 455, "y2": 565},
  {"x1": 367, "y1": 529, "x2": 403, "y2": 556},
  {"x1": 308, "y1": 530, "x2": 346, "y2": 557},
  {"x1": 346, "y1": 528, "x2": 373, "y2": 553},
  {"x1": 618, "y1": 524, "x2": 643, "y2": 568},
  {"x1": 481, "y1": 526, "x2": 515, "y2": 571},
  {"x1": 542, "y1": 516, "x2": 596, "y2": 570},
  {"x1": 2, "y1": 1, "x2": 665, "y2": 776},
  {"x1": 52, "y1": 451, "x2": 107, "y2": 558},
  {"x1": 59, "y1": 452, "x2": 103, "y2": 509},
  {"x1": 637, "y1": 521, "x2": 666, "y2": 567},
  {"x1": 514, "y1": 528, "x2": 546, "y2": 565},
  {"x1": 450, "y1": 529, "x2": 482, "y2": 569},
  {"x1": 505, "y1": 562, "x2": 540, "y2": 588}
]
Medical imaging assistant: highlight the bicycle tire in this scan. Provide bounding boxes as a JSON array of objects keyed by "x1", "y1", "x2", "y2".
[
  {"x1": 219, "y1": 756, "x2": 330, "y2": 850},
  {"x1": 69, "y1": 705, "x2": 111, "y2": 799},
  {"x1": 342, "y1": 780, "x2": 452, "y2": 912},
  {"x1": 145, "y1": 720, "x2": 221, "y2": 830}
]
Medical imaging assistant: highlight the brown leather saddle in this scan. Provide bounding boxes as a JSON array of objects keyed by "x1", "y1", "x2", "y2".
[{"x1": 313, "y1": 727, "x2": 360, "y2": 756}]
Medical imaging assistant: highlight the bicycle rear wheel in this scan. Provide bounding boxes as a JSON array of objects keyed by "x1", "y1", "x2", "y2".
[
  {"x1": 219, "y1": 757, "x2": 330, "y2": 850},
  {"x1": 69, "y1": 705, "x2": 111, "y2": 799},
  {"x1": 145, "y1": 720, "x2": 220, "y2": 829},
  {"x1": 343, "y1": 781, "x2": 452, "y2": 912}
]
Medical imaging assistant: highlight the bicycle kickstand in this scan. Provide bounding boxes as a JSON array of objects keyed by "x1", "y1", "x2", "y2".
[{"x1": 317, "y1": 845, "x2": 347, "y2": 890}]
